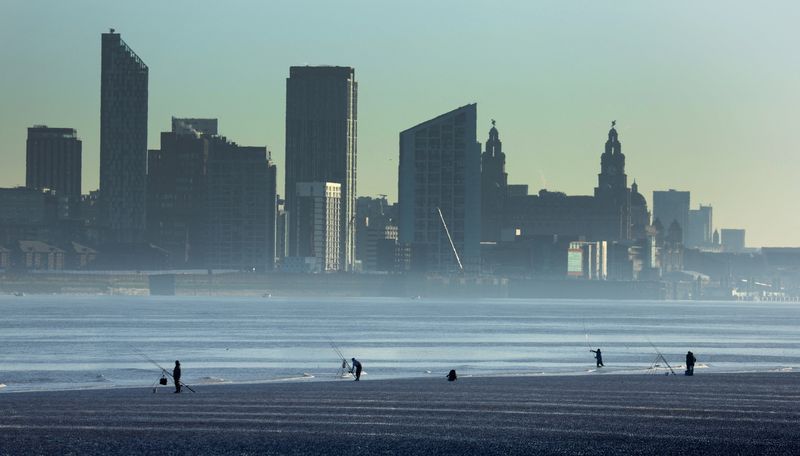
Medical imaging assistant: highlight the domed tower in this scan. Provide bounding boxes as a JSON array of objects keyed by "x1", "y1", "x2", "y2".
[
  {"x1": 629, "y1": 180, "x2": 650, "y2": 240},
  {"x1": 480, "y1": 119, "x2": 508, "y2": 241}
]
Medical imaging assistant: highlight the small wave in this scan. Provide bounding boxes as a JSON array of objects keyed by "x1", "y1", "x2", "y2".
[{"x1": 197, "y1": 376, "x2": 229, "y2": 384}]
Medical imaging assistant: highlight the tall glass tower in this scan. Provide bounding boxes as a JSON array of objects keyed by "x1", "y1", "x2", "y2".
[
  {"x1": 100, "y1": 29, "x2": 148, "y2": 243},
  {"x1": 284, "y1": 66, "x2": 357, "y2": 271}
]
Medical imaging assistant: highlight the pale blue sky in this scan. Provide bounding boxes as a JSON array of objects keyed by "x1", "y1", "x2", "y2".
[{"x1": 1, "y1": 1, "x2": 798, "y2": 246}]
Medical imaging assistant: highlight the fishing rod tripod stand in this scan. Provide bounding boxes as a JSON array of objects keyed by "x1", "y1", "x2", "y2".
[
  {"x1": 151, "y1": 371, "x2": 170, "y2": 393},
  {"x1": 648, "y1": 353, "x2": 676, "y2": 375}
]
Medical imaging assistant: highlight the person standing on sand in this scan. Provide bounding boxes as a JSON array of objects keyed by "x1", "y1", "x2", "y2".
[
  {"x1": 447, "y1": 369, "x2": 457, "y2": 381},
  {"x1": 173, "y1": 360, "x2": 182, "y2": 393},
  {"x1": 590, "y1": 348, "x2": 604, "y2": 368},
  {"x1": 685, "y1": 351, "x2": 696, "y2": 376},
  {"x1": 350, "y1": 358, "x2": 362, "y2": 381}
]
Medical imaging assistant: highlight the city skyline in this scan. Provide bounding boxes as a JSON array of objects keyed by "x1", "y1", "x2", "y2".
[{"x1": 1, "y1": 1, "x2": 799, "y2": 247}]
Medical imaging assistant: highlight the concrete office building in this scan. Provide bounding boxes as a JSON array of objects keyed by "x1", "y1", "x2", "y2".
[
  {"x1": 398, "y1": 104, "x2": 481, "y2": 273},
  {"x1": 284, "y1": 66, "x2": 357, "y2": 271},
  {"x1": 26, "y1": 126, "x2": 82, "y2": 199},
  {"x1": 687, "y1": 205, "x2": 713, "y2": 249},
  {"x1": 653, "y1": 189, "x2": 690, "y2": 242},
  {"x1": 293, "y1": 182, "x2": 341, "y2": 272},
  {"x1": 100, "y1": 29, "x2": 148, "y2": 243}
]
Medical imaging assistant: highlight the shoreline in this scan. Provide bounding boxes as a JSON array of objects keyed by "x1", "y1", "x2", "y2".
[
  {"x1": 2, "y1": 372, "x2": 799, "y2": 454},
  {"x1": 2, "y1": 364, "x2": 794, "y2": 395}
]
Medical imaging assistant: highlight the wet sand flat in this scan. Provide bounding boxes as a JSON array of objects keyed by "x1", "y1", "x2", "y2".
[{"x1": 1, "y1": 372, "x2": 799, "y2": 455}]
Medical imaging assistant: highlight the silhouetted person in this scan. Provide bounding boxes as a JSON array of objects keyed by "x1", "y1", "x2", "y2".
[
  {"x1": 590, "y1": 349, "x2": 604, "y2": 367},
  {"x1": 447, "y1": 369, "x2": 457, "y2": 381},
  {"x1": 685, "y1": 351, "x2": 696, "y2": 376},
  {"x1": 173, "y1": 360, "x2": 182, "y2": 393},
  {"x1": 351, "y1": 358, "x2": 362, "y2": 381}
]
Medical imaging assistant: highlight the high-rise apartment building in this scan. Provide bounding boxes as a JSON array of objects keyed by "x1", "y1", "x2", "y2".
[
  {"x1": 100, "y1": 29, "x2": 148, "y2": 243},
  {"x1": 653, "y1": 189, "x2": 690, "y2": 241},
  {"x1": 398, "y1": 104, "x2": 481, "y2": 272},
  {"x1": 26, "y1": 126, "x2": 82, "y2": 199},
  {"x1": 146, "y1": 119, "x2": 214, "y2": 267},
  {"x1": 293, "y1": 182, "x2": 341, "y2": 272},
  {"x1": 206, "y1": 137, "x2": 276, "y2": 271},
  {"x1": 284, "y1": 66, "x2": 357, "y2": 271}
]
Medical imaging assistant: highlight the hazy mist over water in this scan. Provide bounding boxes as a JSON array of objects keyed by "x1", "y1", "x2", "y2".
[{"x1": 1, "y1": 295, "x2": 799, "y2": 392}]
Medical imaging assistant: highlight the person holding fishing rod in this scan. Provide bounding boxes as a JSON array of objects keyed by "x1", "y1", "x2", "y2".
[
  {"x1": 173, "y1": 361, "x2": 182, "y2": 393},
  {"x1": 350, "y1": 358, "x2": 362, "y2": 381},
  {"x1": 130, "y1": 347, "x2": 195, "y2": 393},
  {"x1": 590, "y1": 348, "x2": 604, "y2": 368}
]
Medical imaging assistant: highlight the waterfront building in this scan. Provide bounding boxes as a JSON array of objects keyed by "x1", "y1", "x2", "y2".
[
  {"x1": 206, "y1": 137, "x2": 276, "y2": 271},
  {"x1": 26, "y1": 126, "x2": 82, "y2": 199},
  {"x1": 721, "y1": 228, "x2": 746, "y2": 253},
  {"x1": 398, "y1": 104, "x2": 482, "y2": 273},
  {"x1": 293, "y1": 182, "x2": 341, "y2": 272},
  {"x1": 653, "y1": 189, "x2": 690, "y2": 242},
  {"x1": 100, "y1": 29, "x2": 148, "y2": 243},
  {"x1": 146, "y1": 119, "x2": 214, "y2": 267},
  {"x1": 503, "y1": 123, "x2": 648, "y2": 243},
  {"x1": 687, "y1": 205, "x2": 713, "y2": 249},
  {"x1": 284, "y1": 66, "x2": 357, "y2": 271},
  {"x1": 0, "y1": 187, "x2": 60, "y2": 246},
  {"x1": 480, "y1": 120, "x2": 507, "y2": 242}
]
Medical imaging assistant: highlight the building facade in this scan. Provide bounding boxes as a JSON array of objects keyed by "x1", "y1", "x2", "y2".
[
  {"x1": 293, "y1": 182, "x2": 342, "y2": 272},
  {"x1": 100, "y1": 29, "x2": 148, "y2": 244},
  {"x1": 398, "y1": 104, "x2": 482, "y2": 273},
  {"x1": 206, "y1": 137, "x2": 276, "y2": 271},
  {"x1": 721, "y1": 228, "x2": 746, "y2": 253},
  {"x1": 0, "y1": 187, "x2": 59, "y2": 246},
  {"x1": 687, "y1": 205, "x2": 713, "y2": 249},
  {"x1": 284, "y1": 66, "x2": 357, "y2": 271},
  {"x1": 146, "y1": 120, "x2": 213, "y2": 267},
  {"x1": 26, "y1": 126, "x2": 82, "y2": 199},
  {"x1": 652, "y1": 189, "x2": 690, "y2": 241}
]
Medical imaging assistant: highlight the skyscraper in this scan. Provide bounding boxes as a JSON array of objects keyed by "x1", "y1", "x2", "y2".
[
  {"x1": 398, "y1": 104, "x2": 481, "y2": 272},
  {"x1": 100, "y1": 29, "x2": 148, "y2": 243},
  {"x1": 653, "y1": 189, "x2": 690, "y2": 241},
  {"x1": 284, "y1": 66, "x2": 357, "y2": 271},
  {"x1": 480, "y1": 120, "x2": 507, "y2": 242},
  {"x1": 26, "y1": 126, "x2": 82, "y2": 199}
]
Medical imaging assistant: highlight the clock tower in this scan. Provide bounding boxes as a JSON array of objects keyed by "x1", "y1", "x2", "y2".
[{"x1": 594, "y1": 121, "x2": 628, "y2": 200}]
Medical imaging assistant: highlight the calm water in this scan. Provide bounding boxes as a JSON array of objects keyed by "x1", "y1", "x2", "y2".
[{"x1": 1, "y1": 295, "x2": 799, "y2": 392}]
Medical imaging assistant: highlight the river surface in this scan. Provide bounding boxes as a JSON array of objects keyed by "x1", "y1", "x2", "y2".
[{"x1": 1, "y1": 295, "x2": 798, "y2": 392}]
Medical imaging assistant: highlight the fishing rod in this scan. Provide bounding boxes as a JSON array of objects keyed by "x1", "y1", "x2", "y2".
[
  {"x1": 645, "y1": 338, "x2": 676, "y2": 375},
  {"x1": 130, "y1": 346, "x2": 197, "y2": 393},
  {"x1": 582, "y1": 319, "x2": 592, "y2": 351},
  {"x1": 328, "y1": 338, "x2": 352, "y2": 376}
]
